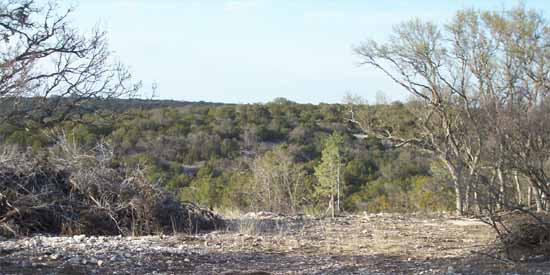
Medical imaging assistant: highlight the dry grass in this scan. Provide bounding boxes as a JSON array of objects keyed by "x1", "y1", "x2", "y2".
[
  {"x1": 207, "y1": 213, "x2": 495, "y2": 259},
  {"x1": 6, "y1": 213, "x2": 550, "y2": 274}
]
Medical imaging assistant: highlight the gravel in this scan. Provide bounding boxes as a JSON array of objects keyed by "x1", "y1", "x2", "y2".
[{"x1": 1, "y1": 214, "x2": 550, "y2": 275}]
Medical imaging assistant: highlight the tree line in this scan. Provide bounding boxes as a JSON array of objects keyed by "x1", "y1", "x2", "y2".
[{"x1": 0, "y1": 99, "x2": 454, "y2": 215}]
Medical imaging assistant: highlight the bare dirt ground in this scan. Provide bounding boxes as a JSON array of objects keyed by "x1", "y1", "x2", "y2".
[{"x1": 1, "y1": 213, "x2": 549, "y2": 275}]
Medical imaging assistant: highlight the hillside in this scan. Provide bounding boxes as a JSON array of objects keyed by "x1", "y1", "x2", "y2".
[{"x1": 0, "y1": 99, "x2": 450, "y2": 215}]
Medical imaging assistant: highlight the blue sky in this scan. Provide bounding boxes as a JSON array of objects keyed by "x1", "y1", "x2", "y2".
[{"x1": 68, "y1": 0, "x2": 550, "y2": 104}]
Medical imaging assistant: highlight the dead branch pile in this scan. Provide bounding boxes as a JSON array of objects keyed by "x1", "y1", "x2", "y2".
[
  {"x1": 0, "y1": 145, "x2": 223, "y2": 238},
  {"x1": 492, "y1": 211, "x2": 550, "y2": 261}
]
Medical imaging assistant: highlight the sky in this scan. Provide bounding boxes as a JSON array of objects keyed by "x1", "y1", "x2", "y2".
[{"x1": 67, "y1": 0, "x2": 550, "y2": 104}]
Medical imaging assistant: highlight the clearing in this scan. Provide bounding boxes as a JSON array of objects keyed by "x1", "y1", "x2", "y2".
[{"x1": 1, "y1": 213, "x2": 549, "y2": 275}]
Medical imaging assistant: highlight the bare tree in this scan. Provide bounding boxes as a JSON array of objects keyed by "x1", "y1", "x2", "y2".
[
  {"x1": 353, "y1": 6, "x2": 550, "y2": 216},
  {"x1": 0, "y1": 0, "x2": 140, "y2": 126},
  {"x1": 250, "y1": 146, "x2": 307, "y2": 214},
  {"x1": 353, "y1": 18, "x2": 482, "y2": 215}
]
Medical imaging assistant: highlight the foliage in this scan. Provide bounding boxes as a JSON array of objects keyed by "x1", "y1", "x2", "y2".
[
  {"x1": 0, "y1": 98, "x2": 453, "y2": 214},
  {"x1": 314, "y1": 132, "x2": 346, "y2": 216}
]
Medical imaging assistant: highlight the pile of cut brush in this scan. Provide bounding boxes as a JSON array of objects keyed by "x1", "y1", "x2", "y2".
[
  {"x1": 491, "y1": 210, "x2": 550, "y2": 261},
  {"x1": 0, "y1": 144, "x2": 223, "y2": 238}
]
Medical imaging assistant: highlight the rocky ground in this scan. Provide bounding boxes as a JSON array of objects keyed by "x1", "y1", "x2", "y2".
[{"x1": 1, "y1": 213, "x2": 550, "y2": 275}]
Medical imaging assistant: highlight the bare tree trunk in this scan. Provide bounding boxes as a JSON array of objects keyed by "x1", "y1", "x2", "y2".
[
  {"x1": 471, "y1": 179, "x2": 481, "y2": 215},
  {"x1": 454, "y1": 179, "x2": 464, "y2": 216},
  {"x1": 265, "y1": 178, "x2": 271, "y2": 211},
  {"x1": 330, "y1": 194, "x2": 335, "y2": 218},
  {"x1": 527, "y1": 178, "x2": 544, "y2": 212},
  {"x1": 336, "y1": 152, "x2": 341, "y2": 214},
  {"x1": 527, "y1": 186, "x2": 533, "y2": 209},
  {"x1": 497, "y1": 167, "x2": 506, "y2": 210},
  {"x1": 330, "y1": 162, "x2": 335, "y2": 218},
  {"x1": 442, "y1": 158, "x2": 464, "y2": 216},
  {"x1": 464, "y1": 181, "x2": 471, "y2": 214},
  {"x1": 514, "y1": 170, "x2": 522, "y2": 205},
  {"x1": 473, "y1": 187, "x2": 480, "y2": 215},
  {"x1": 534, "y1": 187, "x2": 543, "y2": 212},
  {"x1": 543, "y1": 193, "x2": 549, "y2": 212}
]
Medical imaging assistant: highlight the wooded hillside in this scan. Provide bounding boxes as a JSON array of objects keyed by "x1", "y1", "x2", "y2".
[{"x1": 0, "y1": 99, "x2": 453, "y2": 214}]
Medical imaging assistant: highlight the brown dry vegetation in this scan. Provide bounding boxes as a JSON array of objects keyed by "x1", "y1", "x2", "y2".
[
  {"x1": 0, "y1": 145, "x2": 223, "y2": 238},
  {"x1": 2, "y1": 213, "x2": 550, "y2": 275}
]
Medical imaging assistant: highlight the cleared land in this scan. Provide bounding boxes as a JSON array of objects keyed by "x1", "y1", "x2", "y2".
[{"x1": 1, "y1": 213, "x2": 549, "y2": 275}]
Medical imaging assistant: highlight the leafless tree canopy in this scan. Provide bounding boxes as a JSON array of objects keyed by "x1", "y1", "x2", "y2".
[
  {"x1": 353, "y1": 6, "x2": 550, "y2": 217},
  {"x1": 0, "y1": 0, "x2": 140, "y2": 126}
]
